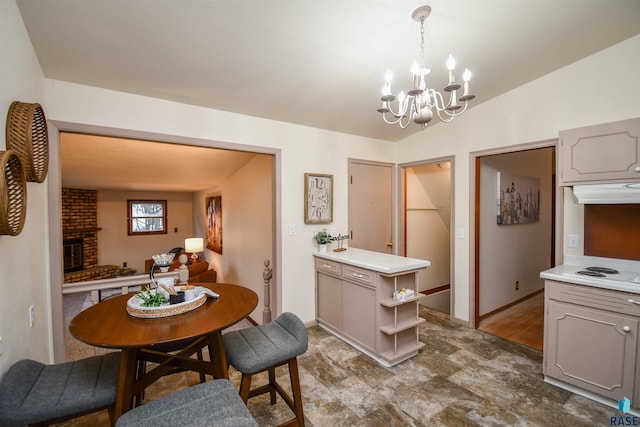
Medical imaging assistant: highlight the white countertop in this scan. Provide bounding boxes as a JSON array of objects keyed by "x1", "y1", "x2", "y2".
[
  {"x1": 540, "y1": 255, "x2": 640, "y2": 294},
  {"x1": 313, "y1": 247, "x2": 430, "y2": 274}
]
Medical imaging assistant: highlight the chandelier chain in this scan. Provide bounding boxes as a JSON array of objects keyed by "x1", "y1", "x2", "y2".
[{"x1": 420, "y1": 17, "x2": 425, "y2": 67}]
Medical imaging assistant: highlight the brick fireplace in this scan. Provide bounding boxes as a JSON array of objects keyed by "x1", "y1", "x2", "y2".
[{"x1": 62, "y1": 188, "x2": 117, "y2": 282}]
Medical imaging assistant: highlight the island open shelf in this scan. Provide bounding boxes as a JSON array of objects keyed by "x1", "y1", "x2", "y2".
[{"x1": 314, "y1": 247, "x2": 430, "y2": 367}]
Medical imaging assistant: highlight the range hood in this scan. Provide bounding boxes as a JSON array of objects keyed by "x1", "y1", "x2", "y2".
[{"x1": 572, "y1": 182, "x2": 640, "y2": 204}]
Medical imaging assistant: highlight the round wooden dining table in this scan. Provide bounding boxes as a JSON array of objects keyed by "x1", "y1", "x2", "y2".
[{"x1": 69, "y1": 283, "x2": 258, "y2": 420}]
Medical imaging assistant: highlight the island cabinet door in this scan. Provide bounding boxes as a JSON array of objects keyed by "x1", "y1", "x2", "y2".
[
  {"x1": 342, "y1": 280, "x2": 376, "y2": 351},
  {"x1": 316, "y1": 272, "x2": 343, "y2": 330},
  {"x1": 546, "y1": 300, "x2": 638, "y2": 402}
]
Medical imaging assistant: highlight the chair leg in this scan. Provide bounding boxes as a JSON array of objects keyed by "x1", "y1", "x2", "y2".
[
  {"x1": 239, "y1": 373, "x2": 252, "y2": 404},
  {"x1": 288, "y1": 358, "x2": 305, "y2": 427},
  {"x1": 268, "y1": 367, "x2": 277, "y2": 404}
]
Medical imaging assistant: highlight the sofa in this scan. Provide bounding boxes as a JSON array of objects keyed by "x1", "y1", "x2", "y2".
[{"x1": 143, "y1": 258, "x2": 217, "y2": 283}]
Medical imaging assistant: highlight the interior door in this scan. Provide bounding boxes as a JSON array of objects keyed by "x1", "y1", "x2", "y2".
[{"x1": 348, "y1": 159, "x2": 393, "y2": 253}]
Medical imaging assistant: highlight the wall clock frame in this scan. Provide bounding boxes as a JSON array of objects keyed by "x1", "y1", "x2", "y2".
[{"x1": 304, "y1": 173, "x2": 333, "y2": 224}]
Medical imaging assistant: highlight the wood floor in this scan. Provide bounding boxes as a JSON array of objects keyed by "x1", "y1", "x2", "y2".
[{"x1": 478, "y1": 291, "x2": 544, "y2": 350}]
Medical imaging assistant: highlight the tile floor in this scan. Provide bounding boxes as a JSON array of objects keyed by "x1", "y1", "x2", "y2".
[{"x1": 60, "y1": 293, "x2": 616, "y2": 426}]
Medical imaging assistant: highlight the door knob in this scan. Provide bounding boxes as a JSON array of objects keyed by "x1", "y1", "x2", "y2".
[
  {"x1": 386, "y1": 241, "x2": 393, "y2": 247},
  {"x1": 623, "y1": 326, "x2": 631, "y2": 333}
]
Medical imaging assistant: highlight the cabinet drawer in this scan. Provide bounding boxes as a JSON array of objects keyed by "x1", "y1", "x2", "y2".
[
  {"x1": 547, "y1": 280, "x2": 640, "y2": 317},
  {"x1": 342, "y1": 266, "x2": 375, "y2": 288},
  {"x1": 315, "y1": 258, "x2": 341, "y2": 276}
]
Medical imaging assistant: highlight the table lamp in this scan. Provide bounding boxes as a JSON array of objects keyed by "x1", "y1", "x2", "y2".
[{"x1": 185, "y1": 237, "x2": 204, "y2": 263}]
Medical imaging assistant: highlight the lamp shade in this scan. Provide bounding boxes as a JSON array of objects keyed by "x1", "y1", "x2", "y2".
[{"x1": 185, "y1": 237, "x2": 204, "y2": 253}]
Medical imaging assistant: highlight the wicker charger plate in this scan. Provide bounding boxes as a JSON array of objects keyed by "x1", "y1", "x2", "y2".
[
  {"x1": 6, "y1": 101, "x2": 49, "y2": 183},
  {"x1": 126, "y1": 292, "x2": 207, "y2": 318},
  {"x1": 0, "y1": 150, "x2": 27, "y2": 236}
]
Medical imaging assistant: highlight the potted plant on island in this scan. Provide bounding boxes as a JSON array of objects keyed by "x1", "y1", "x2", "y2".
[{"x1": 313, "y1": 231, "x2": 333, "y2": 253}]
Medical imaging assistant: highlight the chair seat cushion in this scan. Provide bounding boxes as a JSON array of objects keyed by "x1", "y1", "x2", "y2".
[
  {"x1": 223, "y1": 312, "x2": 308, "y2": 374},
  {"x1": 115, "y1": 379, "x2": 258, "y2": 427},
  {"x1": 0, "y1": 352, "x2": 120, "y2": 427}
]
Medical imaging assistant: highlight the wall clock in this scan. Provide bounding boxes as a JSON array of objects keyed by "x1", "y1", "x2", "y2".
[{"x1": 304, "y1": 173, "x2": 333, "y2": 224}]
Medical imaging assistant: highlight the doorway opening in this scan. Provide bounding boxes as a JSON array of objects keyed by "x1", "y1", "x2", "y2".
[
  {"x1": 474, "y1": 145, "x2": 558, "y2": 350},
  {"x1": 399, "y1": 158, "x2": 453, "y2": 317},
  {"x1": 48, "y1": 122, "x2": 281, "y2": 363}
]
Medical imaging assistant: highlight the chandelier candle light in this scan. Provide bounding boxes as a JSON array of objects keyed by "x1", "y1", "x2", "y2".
[{"x1": 378, "y1": 5, "x2": 475, "y2": 129}]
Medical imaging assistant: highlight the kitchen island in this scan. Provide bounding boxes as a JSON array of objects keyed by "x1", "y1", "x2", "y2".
[
  {"x1": 314, "y1": 248, "x2": 430, "y2": 367},
  {"x1": 541, "y1": 256, "x2": 640, "y2": 413}
]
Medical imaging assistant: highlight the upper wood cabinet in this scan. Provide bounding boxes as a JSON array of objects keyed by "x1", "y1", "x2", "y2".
[{"x1": 559, "y1": 118, "x2": 640, "y2": 186}]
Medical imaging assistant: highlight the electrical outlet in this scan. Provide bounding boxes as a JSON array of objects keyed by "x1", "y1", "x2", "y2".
[
  {"x1": 515, "y1": 281, "x2": 520, "y2": 291},
  {"x1": 568, "y1": 234, "x2": 579, "y2": 248},
  {"x1": 288, "y1": 224, "x2": 296, "y2": 236},
  {"x1": 29, "y1": 305, "x2": 34, "y2": 328}
]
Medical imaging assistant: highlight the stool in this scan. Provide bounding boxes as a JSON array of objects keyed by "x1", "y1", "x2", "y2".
[
  {"x1": 0, "y1": 352, "x2": 120, "y2": 427},
  {"x1": 116, "y1": 379, "x2": 258, "y2": 427},
  {"x1": 223, "y1": 312, "x2": 308, "y2": 427}
]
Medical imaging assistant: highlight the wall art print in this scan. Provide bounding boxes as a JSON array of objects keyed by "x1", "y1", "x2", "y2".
[
  {"x1": 496, "y1": 172, "x2": 540, "y2": 225},
  {"x1": 206, "y1": 195, "x2": 222, "y2": 254}
]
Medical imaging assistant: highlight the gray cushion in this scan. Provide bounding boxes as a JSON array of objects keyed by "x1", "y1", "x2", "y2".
[
  {"x1": 115, "y1": 379, "x2": 258, "y2": 427},
  {"x1": 223, "y1": 312, "x2": 308, "y2": 374},
  {"x1": 0, "y1": 352, "x2": 120, "y2": 427}
]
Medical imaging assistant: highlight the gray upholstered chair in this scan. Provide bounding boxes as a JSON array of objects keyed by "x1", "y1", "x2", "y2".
[
  {"x1": 223, "y1": 312, "x2": 308, "y2": 427},
  {"x1": 116, "y1": 379, "x2": 258, "y2": 427},
  {"x1": 0, "y1": 352, "x2": 120, "y2": 427}
]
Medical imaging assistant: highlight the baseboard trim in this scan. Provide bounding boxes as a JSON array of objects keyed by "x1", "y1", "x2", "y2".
[{"x1": 479, "y1": 288, "x2": 544, "y2": 321}]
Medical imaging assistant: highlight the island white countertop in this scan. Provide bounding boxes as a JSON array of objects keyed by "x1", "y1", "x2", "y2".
[{"x1": 313, "y1": 247, "x2": 430, "y2": 274}]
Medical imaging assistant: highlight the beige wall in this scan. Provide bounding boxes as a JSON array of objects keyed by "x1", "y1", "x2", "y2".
[
  {"x1": 195, "y1": 154, "x2": 273, "y2": 323},
  {"x1": 405, "y1": 164, "x2": 451, "y2": 290},
  {"x1": 0, "y1": 0, "x2": 51, "y2": 373},
  {"x1": 396, "y1": 35, "x2": 640, "y2": 324},
  {"x1": 97, "y1": 190, "x2": 195, "y2": 273},
  {"x1": 478, "y1": 148, "x2": 553, "y2": 315}
]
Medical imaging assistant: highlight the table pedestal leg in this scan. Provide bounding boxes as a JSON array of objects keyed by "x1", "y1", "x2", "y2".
[
  {"x1": 114, "y1": 348, "x2": 139, "y2": 422},
  {"x1": 207, "y1": 331, "x2": 229, "y2": 379}
]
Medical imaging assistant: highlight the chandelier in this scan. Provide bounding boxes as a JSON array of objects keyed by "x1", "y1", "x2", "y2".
[{"x1": 377, "y1": 5, "x2": 475, "y2": 129}]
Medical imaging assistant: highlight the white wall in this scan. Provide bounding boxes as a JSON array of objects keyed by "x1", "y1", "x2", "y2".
[
  {"x1": 396, "y1": 35, "x2": 640, "y2": 324},
  {"x1": 0, "y1": 0, "x2": 51, "y2": 371},
  {"x1": 97, "y1": 190, "x2": 194, "y2": 273},
  {"x1": 478, "y1": 148, "x2": 553, "y2": 315}
]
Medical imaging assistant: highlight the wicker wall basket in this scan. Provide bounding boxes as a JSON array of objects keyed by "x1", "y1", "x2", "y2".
[
  {"x1": 0, "y1": 150, "x2": 27, "y2": 236},
  {"x1": 6, "y1": 101, "x2": 49, "y2": 183}
]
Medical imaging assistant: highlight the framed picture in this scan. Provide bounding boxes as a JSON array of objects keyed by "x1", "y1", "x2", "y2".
[
  {"x1": 206, "y1": 196, "x2": 222, "y2": 254},
  {"x1": 496, "y1": 172, "x2": 540, "y2": 225},
  {"x1": 304, "y1": 173, "x2": 333, "y2": 224}
]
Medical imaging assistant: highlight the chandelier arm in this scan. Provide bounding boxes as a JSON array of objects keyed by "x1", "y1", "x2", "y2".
[
  {"x1": 385, "y1": 97, "x2": 412, "y2": 119},
  {"x1": 434, "y1": 102, "x2": 470, "y2": 121},
  {"x1": 427, "y1": 90, "x2": 447, "y2": 112},
  {"x1": 382, "y1": 111, "x2": 413, "y2": 128}
]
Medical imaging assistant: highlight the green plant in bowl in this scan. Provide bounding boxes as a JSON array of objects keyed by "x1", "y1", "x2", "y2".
[{"x1": 135, "y1": 287, "x2": 167, "y2": 307}]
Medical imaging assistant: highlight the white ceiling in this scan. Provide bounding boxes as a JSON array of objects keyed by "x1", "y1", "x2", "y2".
[
  {"x1": 60, "y1": 133, "x2": 257, "y2": 192},
  {"x1": 16, "y1": 1, "x2": 640, "y2": 191}
]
